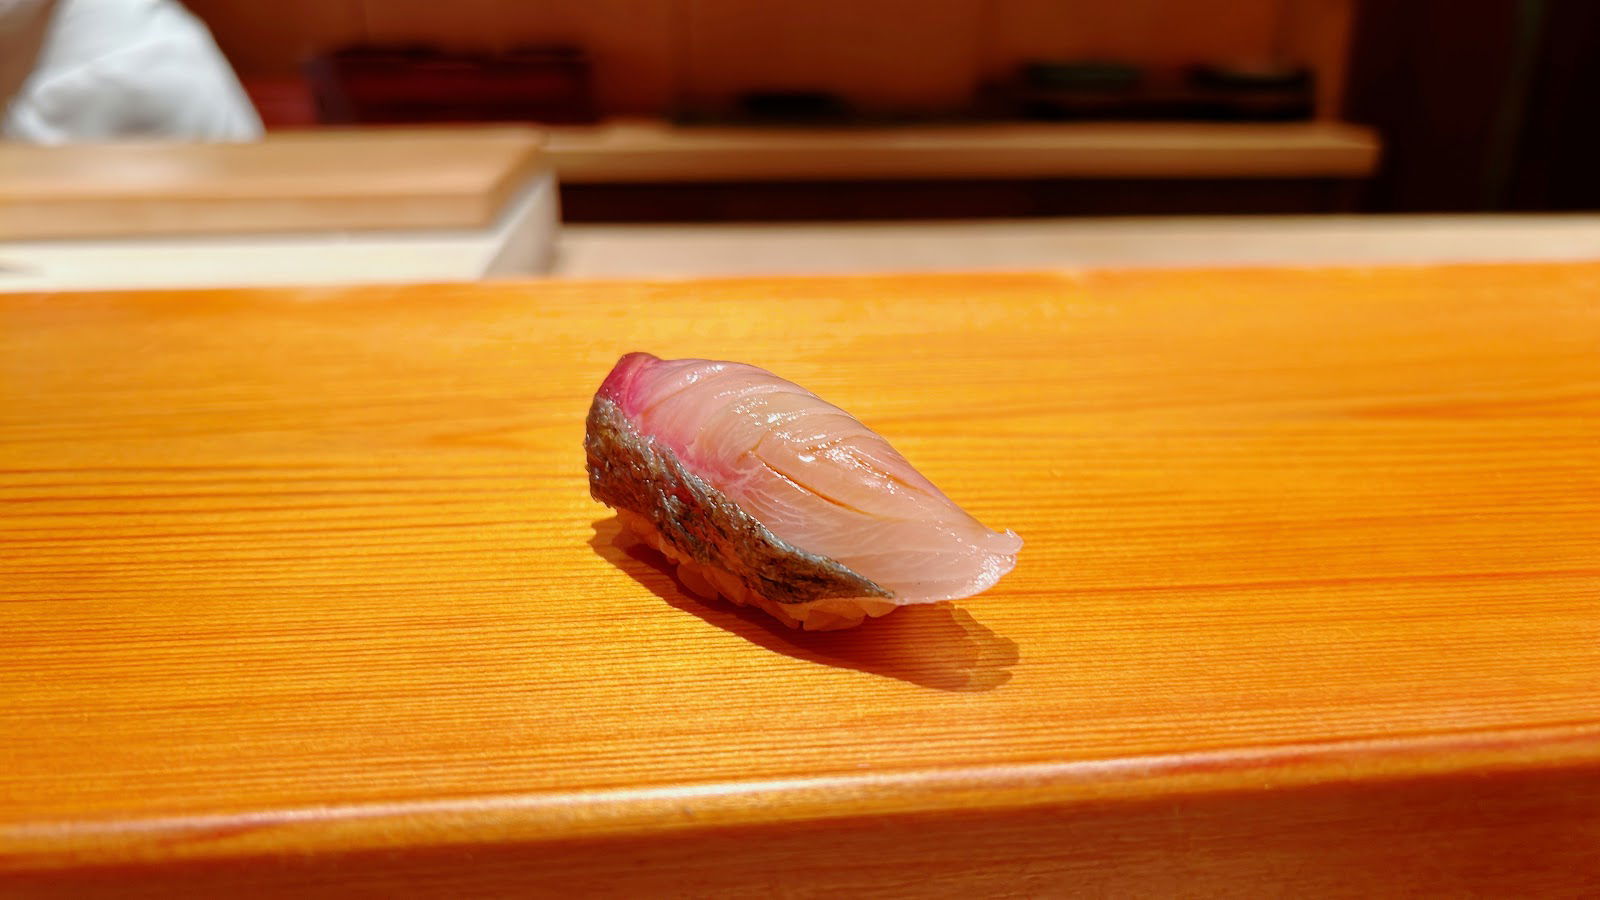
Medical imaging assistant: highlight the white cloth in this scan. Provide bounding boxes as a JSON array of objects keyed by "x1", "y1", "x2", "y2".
[{"x1": 3, "y1": 0, "x2": 262, "y2": 142}]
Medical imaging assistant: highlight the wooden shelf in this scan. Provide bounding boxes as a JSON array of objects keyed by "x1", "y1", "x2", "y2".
[{"x1": 546, "y1": 119, "x2": 1380, "y2": 183}]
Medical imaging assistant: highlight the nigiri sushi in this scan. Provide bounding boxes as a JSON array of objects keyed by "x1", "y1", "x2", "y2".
[{"x1": 585, "y1": 353, "x2": 1021, "y2": 630}]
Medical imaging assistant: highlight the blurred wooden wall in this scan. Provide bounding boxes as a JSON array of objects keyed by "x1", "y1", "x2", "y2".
[{"x1": 183, "y1": 0, "x2": 1352, "y2": 119}]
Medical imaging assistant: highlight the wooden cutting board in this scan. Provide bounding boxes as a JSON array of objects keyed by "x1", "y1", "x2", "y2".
[
  {"x1": 0, "y1": 127, "x2": 544, "y2": 241},
  {"x1": 3, "y1": 266, "x2": 1598, "y2": 896}
]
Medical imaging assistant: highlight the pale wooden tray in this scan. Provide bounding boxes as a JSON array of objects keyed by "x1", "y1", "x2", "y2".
[{"x1": 0, "y1": 126, "x2": 544, "y2": 240}]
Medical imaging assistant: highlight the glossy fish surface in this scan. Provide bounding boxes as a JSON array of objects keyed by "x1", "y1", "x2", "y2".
[{"x1": 586, "y1": 353, "x2": 1020, "y2": 629}]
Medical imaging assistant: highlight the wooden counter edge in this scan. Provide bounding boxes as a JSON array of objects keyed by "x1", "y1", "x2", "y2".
[{"x1": 3, "y1": 719, "x2": 1596, "y2": 875}]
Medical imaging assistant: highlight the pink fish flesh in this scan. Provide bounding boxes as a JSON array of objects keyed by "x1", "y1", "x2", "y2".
[{"x1": 585, "y1": 353, "x2": 1021, "y2": 630}]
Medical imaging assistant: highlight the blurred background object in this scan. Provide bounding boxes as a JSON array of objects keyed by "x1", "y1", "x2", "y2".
[
  {"x1": 6, "y1": 1, "x2": 1600, "y2": 288},
  {"x1": 1, "y1": 0, "x2": 261, "y2": 142},
  {"x1": 159, "y1": 0, "x2": 1600, "y2": 219},
  {"x1": 0, "y1": 127, "x2": 556, "y2": 290},
  {"x1": 308, "y1": 43, "x2": 597, "y2": 126},
  {"x1": 180, "y1": 0, "x2": 1376, "y2": 219}
]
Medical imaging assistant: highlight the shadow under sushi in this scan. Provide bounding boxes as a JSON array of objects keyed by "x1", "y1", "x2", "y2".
[{"x1": 589, "y1": 517, "x2": 1018, "y2": 692}]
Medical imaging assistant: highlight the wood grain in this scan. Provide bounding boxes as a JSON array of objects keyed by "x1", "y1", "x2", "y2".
[
  {"x1": 2, "y1": 266, "x2": 1599, "y2": 894},
  {"x1": 0, "y1": 127, "x2": 544, "y2": 240}
]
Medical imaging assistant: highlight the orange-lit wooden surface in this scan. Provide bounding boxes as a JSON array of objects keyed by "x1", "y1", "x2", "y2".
[
  {"x1": 3, "y1": 266, "x2": 1599, "y2": 895},
  {"x1": 0, "y1": 127, "x2": 544, "y2": 241}
]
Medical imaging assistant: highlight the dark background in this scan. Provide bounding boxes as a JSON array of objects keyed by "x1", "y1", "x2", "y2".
[{"x1": 1347, "y1": 0, "x2": 1600, "y2": 212}]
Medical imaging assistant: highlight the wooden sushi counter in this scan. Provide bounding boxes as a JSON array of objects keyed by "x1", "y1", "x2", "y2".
[{"x1": 3, "y1": 266, "x2": 1598, "y2": 895}]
